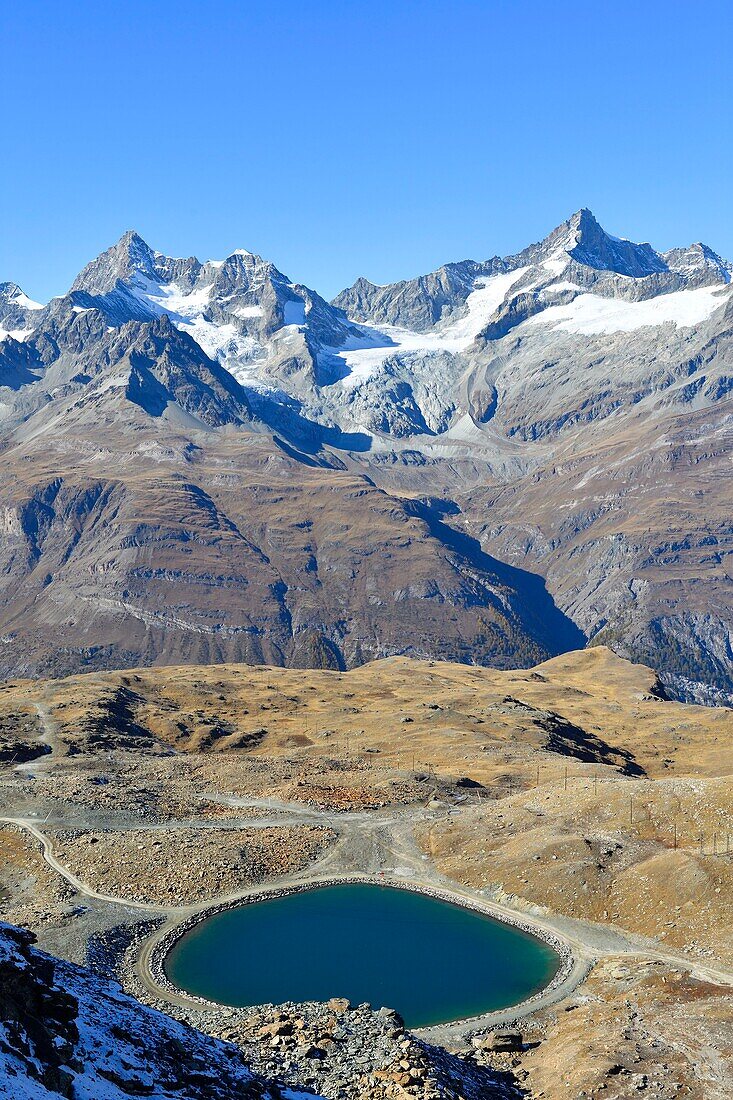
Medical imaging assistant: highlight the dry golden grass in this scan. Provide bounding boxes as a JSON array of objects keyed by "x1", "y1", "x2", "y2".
[
  {"x1": 5, "y1": 646, "x2": 730, "y2": 783},
  {"x1": 521, "y1": 958, "x2": 733, "y2": 1098},
  {"x1": 3, "y1": 646, "x2": 733, "y2": 1097}
]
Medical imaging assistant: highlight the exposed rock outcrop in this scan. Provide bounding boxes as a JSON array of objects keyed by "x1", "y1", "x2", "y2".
[{"x1": 0, "y1": 922, "x2": 312, "y2": 1099}]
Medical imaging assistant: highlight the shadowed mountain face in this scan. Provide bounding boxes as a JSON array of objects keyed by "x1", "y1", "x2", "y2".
[
  {"x1": 0, "y1": 434, "x2": 582, "y2": 679},
  {"x1": 0, "y1": 210, "x2": 731, "y2": 699}
]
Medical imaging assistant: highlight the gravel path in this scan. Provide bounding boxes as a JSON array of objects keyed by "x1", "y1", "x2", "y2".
[{"x1": 5, "y1": 788, "x2": 733, "y2": 1043}]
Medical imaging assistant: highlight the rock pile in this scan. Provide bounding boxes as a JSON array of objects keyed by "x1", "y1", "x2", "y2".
[{"x1": 204, "y1": 999, "x2": 525, "y2": 1099}]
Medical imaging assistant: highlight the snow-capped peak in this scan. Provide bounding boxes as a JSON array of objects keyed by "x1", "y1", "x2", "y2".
[
  {"x1": 0, "y1": 282, "x2": 46, "y2": 343},
  {"x1": 0, "y1": 283, "x2": 44, "y2": 311}
]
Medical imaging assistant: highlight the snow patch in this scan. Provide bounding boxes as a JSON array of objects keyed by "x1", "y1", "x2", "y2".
[
  {"x1": 543, "y1": 254, "x2": 568, "y2": 276},
  {"x1": 332, "y1": 268, "x2": 529, "y2": 390},
  {"x1": 440, "y1": 267, "x2": 529, "y2": 343},
  {"x1": 183, "y1": 318, "x2": 259, "y2": 364},
  {"x1": 0, "y1": 327, "x2": 32, "y2": 343},
  {"x1": 0, "y1": 922, "x2": 314, "y2": 1100},
  {"x1": 526, "y1": 285, "x2": 730, "y2": 335},
  {"x1": 10, "y1": 290, "x2": 44, "y2": 310}
]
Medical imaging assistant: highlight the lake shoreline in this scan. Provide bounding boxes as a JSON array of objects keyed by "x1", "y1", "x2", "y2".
[{"x1": 147, "y1": 873, "x2": 578, "y2": 1034}]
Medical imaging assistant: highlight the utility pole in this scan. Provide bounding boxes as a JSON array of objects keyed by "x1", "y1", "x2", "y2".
[
  {"x1": 673, "y1": 821, "x2": 677, "y2": 850},
  {"x1": 564, "y1": 766, "x2": 568, "y2": 792},
  {"x1": 594, "y1": 771, "x2": 598, "y2": 796},
  {"x1": 630, "y1": 796, "x2": 634, "y2": 825}
]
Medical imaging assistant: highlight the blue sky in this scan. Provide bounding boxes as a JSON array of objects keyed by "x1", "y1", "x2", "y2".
[{"x1": 2, "y1": 0, "x2": 731, "y2": 301}]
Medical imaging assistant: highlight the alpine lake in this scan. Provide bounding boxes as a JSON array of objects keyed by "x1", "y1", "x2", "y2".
[{"x1": 165, "y1": 883, "x2": 562, "y2": 1028}]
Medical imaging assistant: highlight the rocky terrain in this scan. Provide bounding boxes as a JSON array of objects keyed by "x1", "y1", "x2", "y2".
[
  {"x1": 0, "y1": 921, "x2": 314, "y2": 1099},
  {"x1": 0, "y1": 209, "x2": 730, "y2": 700},
  {"x1": 50, "y1": 826, "x2": 334, "y2": 906},
  {"x1": 177, "y1": 998, "x2": 525, "y2": 1100},
  {"x1": 1, "y1": 648, "x2": 733, "y2": 1097}
]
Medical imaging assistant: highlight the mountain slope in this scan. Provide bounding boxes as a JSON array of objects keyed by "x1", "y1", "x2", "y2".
[
  {"x1": 0, "y1": 211, "x2": 730, "y2": 699},
  {"x1": 0, "y1": 426, "x2": 582, "y2": 679},
  {"x1": 0, "y1": 922, "x2": 313, "y2": 1100},
  {"x1": 329, "y1": 210, "x2": 733, "y2": 701}
]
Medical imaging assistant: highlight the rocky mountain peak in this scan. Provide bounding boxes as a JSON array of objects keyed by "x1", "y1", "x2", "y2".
[
  {"x1": 224, "y1": 247, "x2": 254, "y2": 260},
  {"x1": 0, "y1": 280, "x2": 45, "y2": 333},
  {"x1": 569, "y1": 206, "x2": 601, "y2": 230},
  {"x1": 119, "y1": 227, "x2": 152, "y2": 255},
  {"x1": 0, "y1": 213, "x2": 731, "y2": 701},
  {"x1": 0, "y1": 280, "x2": 24, "y2": 301},
  {"x1": 70, "y1": 228, "x2": 161, "y2": 296},
  {"x1": 663, "y1": 241, "x2": 732, "y2": 284},
  {"x1": 521, "y1": 208, "x2": 669, "y2": 278},
  {"x1": 0, "y1": 283, "x2": 25, "y2": 323}
]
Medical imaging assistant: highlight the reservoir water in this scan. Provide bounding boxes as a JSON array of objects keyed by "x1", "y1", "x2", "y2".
[{"x1": 165, "y1": 884, "x2": 561, "y2": 1027}]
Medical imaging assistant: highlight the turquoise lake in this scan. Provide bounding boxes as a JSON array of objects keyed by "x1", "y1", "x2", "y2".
[{"x1": 164, "y1": 883, "x2": 561, "y2": 1027}]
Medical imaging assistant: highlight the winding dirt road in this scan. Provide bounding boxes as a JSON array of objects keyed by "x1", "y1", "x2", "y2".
[{"x1": 4, "y1": 798, "x2": 733, "y2": 1044}]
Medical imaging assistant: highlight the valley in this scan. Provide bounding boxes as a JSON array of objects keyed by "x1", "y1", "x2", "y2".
[
  {"x1": 0, "y1": 209, "x2": 731, "y2": 702},
  {"x1": 3, "y1": 6, "x2": 731, "y2": 1098}
]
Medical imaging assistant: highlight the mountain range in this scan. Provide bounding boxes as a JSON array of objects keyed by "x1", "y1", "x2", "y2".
[{"x1": 0, "y1": 209, "x2": 731, "y2": 702}]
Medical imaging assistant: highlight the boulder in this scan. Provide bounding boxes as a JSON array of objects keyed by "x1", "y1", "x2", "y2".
[{"x1": 487, "y1": 1029, "x2": 523, "y2": 1052}]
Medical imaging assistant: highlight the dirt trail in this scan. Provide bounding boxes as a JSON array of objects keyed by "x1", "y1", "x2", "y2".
[
  {"x1": 5, "y1": 791, "x2": 733, "y2": 1042},
  {"x1": 12, "y1": 697, "x2": 65, "y2": 778},
  {"x1": 0, "y1": 816, "x2": 163, "y2": 912}
]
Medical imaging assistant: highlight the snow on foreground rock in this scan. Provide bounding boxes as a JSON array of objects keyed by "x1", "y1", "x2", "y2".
[{"x1": 0, "y1": 922, "x2": 318, "y2": 1100}]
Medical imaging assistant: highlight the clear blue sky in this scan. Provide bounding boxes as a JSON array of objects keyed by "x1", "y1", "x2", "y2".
[{"x1": 3, "y1": 0, "x2": 731, "y2": 301}]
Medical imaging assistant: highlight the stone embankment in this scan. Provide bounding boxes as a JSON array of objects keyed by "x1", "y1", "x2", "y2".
[{"x1": 144, "y1": 876, "x2": 574, "y2": 1034}]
